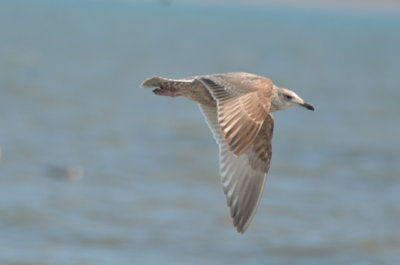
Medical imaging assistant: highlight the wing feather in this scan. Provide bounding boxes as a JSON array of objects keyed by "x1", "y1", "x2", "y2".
[
  {"x1": 197, "y1": 73, "x2": 273, "y2": 156},
  {"x1": 198, "y1": 103, "x2": 274, "y2": 233}
]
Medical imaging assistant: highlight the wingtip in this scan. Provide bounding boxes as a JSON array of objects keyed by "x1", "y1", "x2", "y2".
[
  {"x1": 235, "y1": 221, "x2": 250, "y2": 234},
  {"x1": 232, "y1": 213, "x2": 251, "y2": 234},
  {"x1": 236, "y1": 227, "x2": 246, "y2": 234}
]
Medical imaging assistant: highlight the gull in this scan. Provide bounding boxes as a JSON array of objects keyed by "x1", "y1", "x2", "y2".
[{"x1": 141, "y1": 72, "x2": 315, "y2": 233}]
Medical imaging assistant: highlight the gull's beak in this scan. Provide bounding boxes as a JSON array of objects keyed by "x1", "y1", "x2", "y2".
[{"x1": 300, "y1": 102, "x2": 315, "y2": 111}]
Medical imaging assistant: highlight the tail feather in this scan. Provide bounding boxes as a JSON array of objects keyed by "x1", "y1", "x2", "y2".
[
  {"x1": 141, "y1": 76, "x2": 194, "y2": 89},
  {"x1": 141, "y1": 76, "x2": 171, "y2": 88}
]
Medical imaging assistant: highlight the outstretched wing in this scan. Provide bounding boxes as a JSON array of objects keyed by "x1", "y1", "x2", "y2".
[
  {"x1": 198, "y1": 73, "x2": 273, "y2": 156},
  {"x1": 199, "y1": 103, "x2": 274, "y2": 233}
]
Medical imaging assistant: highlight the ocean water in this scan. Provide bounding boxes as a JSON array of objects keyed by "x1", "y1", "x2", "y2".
[{"x1": 0, "y1": 1, "x2": 399, "y2": 264}]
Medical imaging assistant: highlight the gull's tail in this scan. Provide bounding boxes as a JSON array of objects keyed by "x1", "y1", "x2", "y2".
[
  {"x1": 141, "y1": 76, "x2": 193, "y2": 89},
  {"x1": 141, "y1": 76, "x2": 171, "y2": 88},
  {"x1": 141, "y1": 76, "x2": 194, "y2": 97}
]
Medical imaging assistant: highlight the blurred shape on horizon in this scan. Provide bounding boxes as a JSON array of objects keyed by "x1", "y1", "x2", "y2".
[
  {"x1": 159, "y1": 0, "x2": 173, "y2": 6},
  {"x1": 165, "y1": 0, "x2": 400, "y2": 13}
]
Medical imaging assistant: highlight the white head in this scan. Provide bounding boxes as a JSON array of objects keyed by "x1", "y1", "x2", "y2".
[{"x1": 270, "y1": 86, "x2": 315, "y2": 112}]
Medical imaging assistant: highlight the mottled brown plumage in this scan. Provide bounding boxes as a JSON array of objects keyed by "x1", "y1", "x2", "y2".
[{"x1": 141, "y1": 72, "x2": 314, "y2": 233}]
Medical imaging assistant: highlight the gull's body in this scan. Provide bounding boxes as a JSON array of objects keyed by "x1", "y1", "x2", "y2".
[{"x1": 141, "y1": 72, "x2": 314, "y2": 233}]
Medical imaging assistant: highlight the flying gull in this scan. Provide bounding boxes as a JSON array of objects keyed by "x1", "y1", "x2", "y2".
[{"x1": 141, "y1": 72, "x2": 315, "y2": 233}]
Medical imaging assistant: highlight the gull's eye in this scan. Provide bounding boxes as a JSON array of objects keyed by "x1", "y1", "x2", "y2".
[{"x1": 284, "y1": 94, "x2": 293, "y2": 100}]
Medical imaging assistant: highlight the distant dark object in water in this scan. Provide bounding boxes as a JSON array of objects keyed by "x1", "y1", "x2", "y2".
[{"x1": 46, "y1": 165, "x2": 84, "y2": 182}]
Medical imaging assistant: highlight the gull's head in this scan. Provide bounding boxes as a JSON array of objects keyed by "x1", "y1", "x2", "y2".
[{"x1": 271, "y1": 86, "x2": 315, "y2": 112}]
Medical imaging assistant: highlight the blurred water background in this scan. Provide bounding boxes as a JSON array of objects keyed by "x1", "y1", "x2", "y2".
[{"x1": 0, "y1": 0, "x2": 399, "y2": 264}]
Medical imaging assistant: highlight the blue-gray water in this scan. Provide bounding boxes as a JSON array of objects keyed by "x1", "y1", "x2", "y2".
[{"x1": 0, "y1": 1, "x2": 399, "y2": 264}]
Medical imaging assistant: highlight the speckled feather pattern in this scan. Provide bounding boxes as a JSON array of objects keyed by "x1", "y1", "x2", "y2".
[{"x1": 141, "y1": 72, "x2": 308, "y2": 233}]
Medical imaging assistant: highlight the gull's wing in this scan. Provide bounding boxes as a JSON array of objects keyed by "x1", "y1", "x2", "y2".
[
  {"x1": 197, "y1": 72, "x2": 273, "y2": 156},
  {"x1": 199, "y1": 103, "x2": 274, "y2": 233}
]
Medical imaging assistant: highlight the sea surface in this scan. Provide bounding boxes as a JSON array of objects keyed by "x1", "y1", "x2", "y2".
[{"x1": 0, "y1": 1, "x2": 399, "y2": 264}]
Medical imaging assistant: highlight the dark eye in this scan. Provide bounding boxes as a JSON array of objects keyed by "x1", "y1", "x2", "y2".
[{"x1": 284, "y1": 94, "x2": 293, "y2": 100}]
